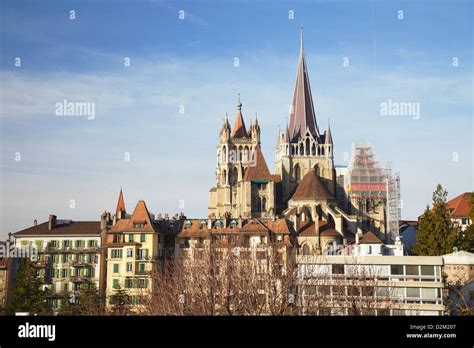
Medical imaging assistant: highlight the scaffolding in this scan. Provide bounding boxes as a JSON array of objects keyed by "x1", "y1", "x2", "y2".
[
  {"x1": 346, "y1": 142, "x2": 400, "y2": 241},
  {"x1": 386, "y1": 166, "x2": 401, "y2": 242}
]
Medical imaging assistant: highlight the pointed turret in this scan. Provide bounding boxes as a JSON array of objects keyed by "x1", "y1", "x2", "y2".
[
  {"x1": 220, "y1": 113, "x2": 231, "y2": 138},
  {"x1": 231, "y1": 94, "x2": 248, "y2": 139},
  {"x1": 115, "y1": 189, "x2": 126, "y2": 219},
  {"x1": 325, "y1": 119, "x2": 333, "y2": 145},
  {"x1": 250, "y1": 112, "x2": 261, "y2": 144},
  {"x1": 288, "y1": 27, "x2": 319, "y2": 143}
]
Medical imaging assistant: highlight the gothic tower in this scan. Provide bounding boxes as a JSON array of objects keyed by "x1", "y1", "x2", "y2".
[
  {"x1": 209, "y1": 97, "x2": 275, "y2": 218},
  {"x1": 275, "y1": 28, "x2": 336, "y2": 212}
]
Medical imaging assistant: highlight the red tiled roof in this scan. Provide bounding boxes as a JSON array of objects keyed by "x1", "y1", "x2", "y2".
[
  {"x1": 178, "y1": 218, "x2": 291, "y2": 238},
  {"x1": 290, "y1": 169, "x2": 333, "y2": 201},
  {"x1": 13, "y1": 221, "x2": 101, "y2": 236},
  {"x1": 110, "y1": 200, "x2": 156, "y2": 233},
  {"x1": 446, "y1": 192, "x2": 472, "y2": 218},
  {"x1": 243, "y1": 146, "x2": 273, "y2": 181},
  {"x1": 359, "y1": 231, "x2": 383, "y2": 244},
  {"x1": 116, "y1": 189, "x2": 126, "y2": 218},
  {"x1": 298, "y1": 220, "x2": 340, "y2": 237}
]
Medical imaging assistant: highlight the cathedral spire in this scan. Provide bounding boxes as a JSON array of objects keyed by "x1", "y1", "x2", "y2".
[
  {"x1": 231, "y1": 94, "x2": 248, "y2": 138},
  {"x1": 288, "y1": 27, "x2": 319, "y2": 143},
  {"x1": 325, "y1": 118, "x2": 333, "y2": 145}
]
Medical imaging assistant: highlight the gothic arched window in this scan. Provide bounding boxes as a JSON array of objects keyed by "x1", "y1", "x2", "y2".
[
  {"x1": 294, "y1": 164, "x2": 301, "y2": 182},
  {"x1": 261, "y1": 197, "x2": 267, "y2": 212},
  {"x1": 305, "y1": 138, "x2": 310, "y2": 156},
  {"x1": 302, "y1": 244, "x2": 311, "y2": 256}
]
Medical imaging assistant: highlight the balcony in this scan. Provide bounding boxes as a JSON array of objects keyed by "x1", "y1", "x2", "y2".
[
  {"x1": 33, "y1": 261, "x2": 47, "y2": 268},
  {"x1": 136, "y1": 270, "x2": 152, "y2": 276},
  {"x1": 70, "y1": 260, "x2": 93, "y2": 267},
  {"x1": 45, "y1": 290, "x2": 70, "y2": 298}
]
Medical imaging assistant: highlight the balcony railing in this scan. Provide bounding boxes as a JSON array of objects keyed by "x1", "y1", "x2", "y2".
[{"x1": 43, "y1": 246, "x2": 100, "y2": 253}]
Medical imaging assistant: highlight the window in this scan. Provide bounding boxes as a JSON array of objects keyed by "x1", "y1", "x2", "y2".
[
  {"x1": 390, "y1": 265, "x2": 404, "y2": 275},
  {"x1": 140, "y1": 234, "x2": 146, "y2": 242},
  {"x1": 420, "y1": 265, "x2": 435, "y2": 276},
  {"x1": 133, "y1": 223, "x2": 144, "y2": 229},
  {"x1": 138, "y1": 249, "x2": 149, "y2": 260},
  {"x1": 129, "y1": 234, "x2": 134, "y2": 242},
  {"x1": 113, "y1": 264, "x2": 119, "y2": 273},
  {"x1": 137, "y1": 279, "x2": 148, "y2": 289},
  {"x1": 406, "y1": 287, "x2": 420, "y2": 298},
  {"x1": 332, "y1": 264, "x2": 345, "y2": 275},
  {"x1": 126, "y1": 248, "x2": 133, "y2": 258},
  {"x1": 126, "y1": 262, "x2": 132, "y2": 272},
  {"x1": 368, "y1": 245, "x2": 372, "y2": 254},
  {"x1": 421, "y1": 288, "x2": 436, "y2": 299},
  {"x1": 125, "y1": 279, "x2": 133, "y2": 289},
  {"x1": 302, "y1": 244, "x2": 311, "y2": 256},
  {"x1": 111, "y1": 249, "x2": 122, "y2": 259},
  {"x1": 406, "y1": 265, "x2": 419, "y2": 276},
  {"x1": 64, "y1": 240, "x2": 70, "y2": 248},
  {"x1": 139, "y1": 263, "x2": 145, "y2": 273},
  {"x1": 461, "y1": 218, "x2": 468, "y2": 225},
  {"x1": 112, "y1": 279, "x2": 120, "y2": 289}
]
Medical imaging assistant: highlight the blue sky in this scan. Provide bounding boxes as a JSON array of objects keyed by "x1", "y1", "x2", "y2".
[{"x1": 0, "y1": 0, "x2": 472, "y2": 238}]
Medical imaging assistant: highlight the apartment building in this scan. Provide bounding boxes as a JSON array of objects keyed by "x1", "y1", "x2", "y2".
[
  {"x1": 297, "y1": 254, "x2": 445, "y2": 316},
  {"x1": 13, "y1": 215, "x2": 102, "y2": 310},
  {"x1": 104, "y1": 193, "x2": 182, "y2": 309},
  {"x1": 175, "y1": 216, "x2": 294, "y2": 262}
]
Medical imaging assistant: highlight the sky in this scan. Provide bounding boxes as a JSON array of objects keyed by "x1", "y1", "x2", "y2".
[{"x1": 0, "y1": 0, "x2": 472, "y2": 239}]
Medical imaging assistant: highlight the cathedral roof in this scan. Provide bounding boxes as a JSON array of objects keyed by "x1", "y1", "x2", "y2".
[
  {"x1": 290, "y1": 168, "x2": 333, "y2": 201},
  {"x1": 288, "y1": 28, "x2": 319, "y2": 143},
  {"x1": 298, "y1": 220, "x2": 339, "y2": 237},
  {"x1": 231, "y1": 97, "x2": 248, "y2": 139},
  {"x1": 243, "y1": 145, "x2": 273, "y2": 181}
]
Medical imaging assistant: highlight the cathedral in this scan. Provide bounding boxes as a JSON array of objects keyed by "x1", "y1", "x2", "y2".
[{"x1": 205, "y1": 29, "x2": 391, "y2": 255}]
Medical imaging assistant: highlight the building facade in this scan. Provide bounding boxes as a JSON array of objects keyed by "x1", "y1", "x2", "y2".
[
  {"x1": 206, "y1": 29, "x2": 394, "y2": 257},
  {"x1": 13, "y1": 216, "x2": 103, "y2": 311},
  {"x1": 104, "y1": 191, "x2": 182, "y2": 309},
  {"x1": 297, "y1": 254, "x2": 445, "y2": 316},
  {"x1": 0, "y1": 241, "x2": 14, "y2": 315}
]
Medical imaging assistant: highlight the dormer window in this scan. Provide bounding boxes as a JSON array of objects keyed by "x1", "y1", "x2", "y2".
[
  {"x1": 200, "y1": 220, "x2": 206, "y2": 229},
  {"x1": 230, "y1": 220, "x2": 237, "y2": 229},
  {"x1": 184, "y1": 221, "x2": 192, "y2": 230},
  {"x1": 215, "y1": 220, "x2": 222, "y2": 228},
  {"x1": 134, "y1": 223, "x2": 144, "y2": 229}
]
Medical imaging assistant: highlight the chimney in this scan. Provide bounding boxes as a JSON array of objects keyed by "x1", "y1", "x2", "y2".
[
  {"x1": 238, "y1": 215, "x2": 242, "y2": 228},
  {"x1": 100, "y1": 212, "x2": 107, "y2": 231},
  {"x1": 33, "y1": 219, "x2": 37, "y2": 227},
  {"x1": 48, "y1": 215, "x2": 57, "y2": 230},
  {"x1": 207, "y1": 217, "x2": 213, "y2": 230}
]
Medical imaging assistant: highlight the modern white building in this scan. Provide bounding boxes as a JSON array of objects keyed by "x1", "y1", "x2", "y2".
[{"x1": 297, "y1": 254, "x2": 445, "y2": 316}]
